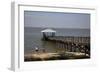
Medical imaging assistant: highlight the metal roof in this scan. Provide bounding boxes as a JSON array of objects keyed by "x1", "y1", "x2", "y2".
[{"x1": 41, "y1": 28, "x2": 56, "y2": 33}]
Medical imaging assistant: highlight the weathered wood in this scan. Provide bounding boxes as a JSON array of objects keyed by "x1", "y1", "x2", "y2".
[
  {"x1": 45, "y1": 36, "x2": 90, "y2": 55},
  {"x1": 48, "y1": 36, "x2": 90, "y2": 44}
]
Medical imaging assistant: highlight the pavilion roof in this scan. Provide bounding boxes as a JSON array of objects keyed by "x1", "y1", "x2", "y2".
[{"x1": 41, "y1": 28, "x2": 56, "y2": 33}]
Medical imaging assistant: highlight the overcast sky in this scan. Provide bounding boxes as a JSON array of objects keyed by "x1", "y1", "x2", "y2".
[{"x1": 24, "y1": 11, "x2": 90, "y2": 29}]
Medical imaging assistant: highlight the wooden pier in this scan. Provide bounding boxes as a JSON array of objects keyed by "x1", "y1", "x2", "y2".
[
  {"x1": 48, "y1": 36, "x2": 90, "y2": 44},
  {"x1": 44, "y1": 36, "x2": 90, "y2": 55}
]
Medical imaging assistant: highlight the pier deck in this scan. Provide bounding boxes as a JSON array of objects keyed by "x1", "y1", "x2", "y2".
[
  {"x1": 48, "y1": 36, "x2": 90, "y2": 44},
  {"x1": 44, "y1": 36, "x2": 90, "y2": 55}
]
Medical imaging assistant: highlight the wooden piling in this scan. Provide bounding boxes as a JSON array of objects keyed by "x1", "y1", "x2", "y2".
[{"x1": 46, "y1": 36, "x2": 90, "y2": 55}]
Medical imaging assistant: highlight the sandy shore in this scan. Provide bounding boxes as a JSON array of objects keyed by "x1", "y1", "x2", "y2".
[
  {"x1": 24, "y1": 52, "x2": 90, "y2": 61},
  {"x1": 25, "y1": 53, "x2": 59, "y2": 59}
]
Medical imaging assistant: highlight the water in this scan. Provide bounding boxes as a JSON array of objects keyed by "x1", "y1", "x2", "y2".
[{"x1": 24, "y1": 27, "x2": 90, "y2": 54}]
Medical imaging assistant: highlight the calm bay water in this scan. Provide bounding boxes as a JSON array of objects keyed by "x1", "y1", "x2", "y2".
[{"x1": 24, "y1": 27, "x2": 90, "y2": 54}]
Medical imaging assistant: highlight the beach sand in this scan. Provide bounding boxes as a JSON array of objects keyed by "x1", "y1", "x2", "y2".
[{"x1": 24, "y1": 52, "x2": 90, "y2": 61}]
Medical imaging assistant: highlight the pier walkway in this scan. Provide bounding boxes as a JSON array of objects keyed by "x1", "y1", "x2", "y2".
[{"x1": 45, "y1": 36, "x2": 90, "y2": 55}]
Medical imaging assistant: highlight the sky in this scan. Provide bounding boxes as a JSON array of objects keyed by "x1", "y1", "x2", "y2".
[{"x1": 24, "y1": 11, "x2": 90, "y2": 29}]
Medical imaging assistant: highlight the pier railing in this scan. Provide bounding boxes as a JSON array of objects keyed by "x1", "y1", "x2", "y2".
[{"x1": 45, "y1": 36, "x2": 90, "y2": 56}]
